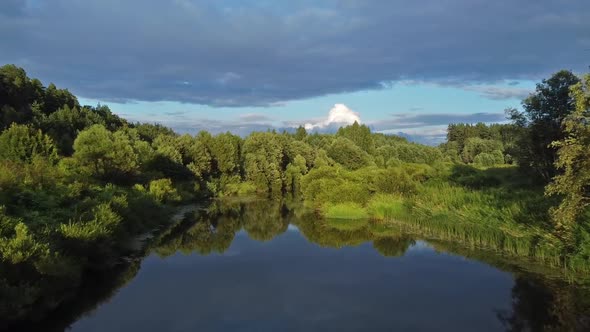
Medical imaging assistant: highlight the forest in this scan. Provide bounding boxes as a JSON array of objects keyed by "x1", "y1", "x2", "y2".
[{"x1": 0, "y1": 64, "x2": 589, "y2": 324}]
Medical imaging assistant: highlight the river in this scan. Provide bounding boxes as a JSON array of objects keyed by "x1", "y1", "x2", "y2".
[{"x1": 26, "y1": 199, "x2": 590, "y2": 331}]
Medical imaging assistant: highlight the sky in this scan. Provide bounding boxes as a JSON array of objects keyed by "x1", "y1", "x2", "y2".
[{"x1": 1, "y1": 0, "x2": 589, "y2": 143}]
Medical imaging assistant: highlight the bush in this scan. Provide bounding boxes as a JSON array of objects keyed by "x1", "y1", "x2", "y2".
[
  {"x1": 148, "y1": 178, "x2": 180, "y2": 203},
  {"x1": 59, "y1": 203, "x2": 122, "y2": 240},
  {"x1": 222, "y1": 181, "x2": 257, "y2": 197},
  {"x1": 300, "y1": 166, "x2": 372, "y2": 206},
  {"x1": 0, "y1": 222, "x2": 46, "y2": 264},
  {"x1": 371, "y1": 167, "x2": 418, "y2": 195},
  {"x1": 473, "y1": 150, "x2": 504, "y2": 167}
]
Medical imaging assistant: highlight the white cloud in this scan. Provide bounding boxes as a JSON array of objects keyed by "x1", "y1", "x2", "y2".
[{"x1": 304, "y1": 104, "x2": 361, "y2": 130}]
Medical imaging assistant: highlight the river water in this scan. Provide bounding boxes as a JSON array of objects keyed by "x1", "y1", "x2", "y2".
[{"x1": 45, "y1": 200, "x2": 590, "y2": 331}]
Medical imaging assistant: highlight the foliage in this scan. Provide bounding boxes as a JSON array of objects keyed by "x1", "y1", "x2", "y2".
[
  {"x1": 148, "y1": 179, "x2": 181, "y2": 203},
  {"x1": 242, "y1": 132, "x2": 288, "y2": 194},
  {"x1": 336, "y1": 121, "x2": 375, "y2": 153},
  {"x1": 473, "y1": 150, "x2": 505, "y2": 167},
  {"x1": 327, "y1": 137, "x2": 372, "y2": 170},
  {"x1": 509, "y1": 70, "x2": 581, "y2": 181},
  {"x1": 462, "y1": 137, "x2": 503, "y2": 163},
  {"x1": 545, "y1": 74, "x2": 590, "y2": 246},
  {"x1": 0, "y1": 124, "x2": 58, "y2": 163}
]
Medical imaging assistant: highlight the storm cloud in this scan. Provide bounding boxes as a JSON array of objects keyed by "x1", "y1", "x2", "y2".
[{"x1": 1, "y1": 0, "x2": 588, "y2": 106}]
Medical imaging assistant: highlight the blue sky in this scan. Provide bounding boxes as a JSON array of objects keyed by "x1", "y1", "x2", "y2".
[{"x1": 1, "y1": 0, "x2": 588, "y2": 143}]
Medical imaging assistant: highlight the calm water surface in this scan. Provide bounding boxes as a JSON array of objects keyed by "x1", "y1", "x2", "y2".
[{"x1": 43, "y1": 200, "x2": 590, "y2": 331}]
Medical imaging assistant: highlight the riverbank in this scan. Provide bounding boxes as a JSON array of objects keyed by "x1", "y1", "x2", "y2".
[{"x1": 311, "y1": 166, "x2": 589, "y2": 273}]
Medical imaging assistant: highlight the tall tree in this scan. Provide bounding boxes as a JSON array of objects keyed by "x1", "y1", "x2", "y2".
[
  {"x1": 242, "y1": 132, "x2": 287, "y2": 194},
  {"x1": 337, "y1": 122, "x2": 375, "y2": 153},
  {"x1": 545, "y1": 74, "x2": 590, "y2": 244},
  {"x1": 509, "y1": 70, "x2": 580, "y2": 181},
  {"x1": 294, "y1": 126, "x2": 307, "y2": 141}
]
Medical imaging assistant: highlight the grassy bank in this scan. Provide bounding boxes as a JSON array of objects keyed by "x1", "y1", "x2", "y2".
[
  {"x1": 309, "y1": 165, "x2": 589, "y2": 272},
  {"x1": 370, "y1": 185, "x2": 589, "y2": 272}
]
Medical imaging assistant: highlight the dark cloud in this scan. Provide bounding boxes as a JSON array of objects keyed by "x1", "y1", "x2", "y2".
[
  {"x1": 1, "y1": 0, "x2": 588, "y2": 106},
  {"x1": 0, "y1": 0, "x2": 26, "y2": 16},
  {"x1": 462, "y1": 86, "x2": 532, "y2": 100},
  {"x1": 370, "y1": 112, "x2": 507, "y2": 131}
]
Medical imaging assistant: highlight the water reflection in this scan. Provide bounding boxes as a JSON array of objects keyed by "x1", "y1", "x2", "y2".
[{"x1": 3, "y1": 199, "x2": 590, "y2": 331}]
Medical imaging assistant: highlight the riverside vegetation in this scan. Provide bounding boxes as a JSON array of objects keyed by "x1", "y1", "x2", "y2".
[{"x1": 0, "y1": 65, "x2": 589, "y2": 327}]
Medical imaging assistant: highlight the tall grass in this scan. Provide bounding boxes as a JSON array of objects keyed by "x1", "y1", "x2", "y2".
[
  {"x1": 322, "y1": 202, "x2": 369, "y2": 220},
  {"x1": 366, "y1": 194, "x2": 407, "y2": 220},
  {"x1": 373, "y1": 182, "x2": 572, "y2": 269}
]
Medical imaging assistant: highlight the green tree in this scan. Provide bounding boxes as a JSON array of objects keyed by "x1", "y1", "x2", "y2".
[
  {"x1": 327, "y1": 137, "x2": 371, "y2": 170},
  {"x1": 135, "y1": 123, "x2": 176, "y2": 143},
  {"x1": 509, "y1": 70, "x2": 581, "y2": 181},
  {"x1": 545, "y1": 74, "x2": 590, "y2": 244},
  {"x1": 294, "y1": 126, "x2": 307, "y2": 141},
  {"x1": 39, "y1": 105, "x2": 104, "y2": 155},
  {"x1": 72, "y1": 125, "x2": 140, "y2": 180},
  {"x1": 0, "y1": 65, "x2": 35, "y2": 128},
  {"x1": 392, "y1": 143, "x2": 442, "y2": 165},
  {"x1": 209, "y1": 132, "x2": 241, "y2": 175},
  {"x1": 285, "y1": 154, "x2": 308, "y2": 194},
  {"x1": 288, "y1": 140, "x2": 315, "y2": 169},
  {"x1": 337, "y1": 122, "x2": 375, "y2": 153},
  {"x1": 0, "y1": 124, "x2": 57, "y2": 163},
  {"x1": 242, "y1": 132, "x2": 286, "y2": 194},
  {"x1": 462, "y1": 138, "x2": 503, "y2": 164}
]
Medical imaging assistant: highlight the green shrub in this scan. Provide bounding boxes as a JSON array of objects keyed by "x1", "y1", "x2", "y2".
[
  {"x1": 370, "y1": 167, "x2": 418, "y2": 195},
  {"x1": 59, "y1": 203, "x2": 122, "y2": 240},
  {"x1": 222, "y1": 181, "x2": 257, "y2": 197},
  {"x1": 148, "y1": 178, "x2": 180, "y2": 203},
  {"x1": 0, "y1": 124, "x2": 58, "y2": 163},
  {"x1": 473, "y1": 150, "x2": 504, "y2": 167},
  {"x1": 59, "y1": 220, "x2": 111, "y2": 240},
  {"x1": 300, "y1": 166, "x2": 372, "y2": 206},
  {"x1": 0, "y1": 222, "x2": 47, "y2": 264}
]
